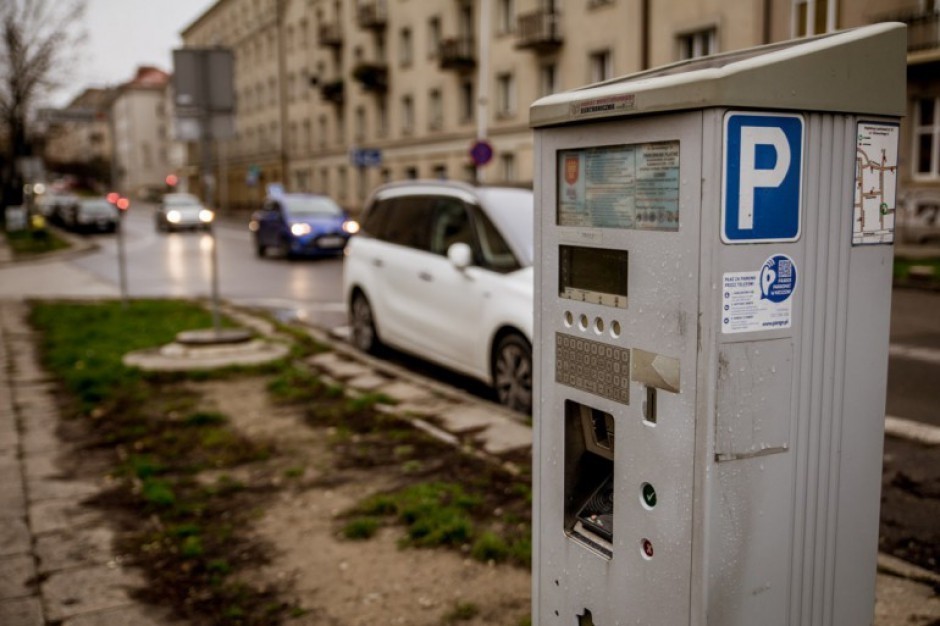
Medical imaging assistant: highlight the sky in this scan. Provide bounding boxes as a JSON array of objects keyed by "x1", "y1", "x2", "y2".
[{"x1": 51, "y1": 0, "x2": 216, "y2": 106}]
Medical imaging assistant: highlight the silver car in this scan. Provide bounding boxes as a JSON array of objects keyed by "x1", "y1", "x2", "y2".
[{"x1": 155, "y1": 193, "x2": 215, "y2": 232}]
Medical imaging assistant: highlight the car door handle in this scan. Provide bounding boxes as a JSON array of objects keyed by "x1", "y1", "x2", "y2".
[
  {"x1": 418, "y1": 271, "x2": 433, "y2": 282},
  {"x1": 372, "y1": 258, "x2": 384, "y2": 268}
]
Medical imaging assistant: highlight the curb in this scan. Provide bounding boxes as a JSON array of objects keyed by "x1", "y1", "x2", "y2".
[{"x1": 0, "y1": 226, "x2": 100, "y2": 268}]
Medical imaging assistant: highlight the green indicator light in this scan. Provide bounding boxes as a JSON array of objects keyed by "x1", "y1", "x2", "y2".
[{"x1": 642, "y1": 483, "x2": 657, "y2": 508}]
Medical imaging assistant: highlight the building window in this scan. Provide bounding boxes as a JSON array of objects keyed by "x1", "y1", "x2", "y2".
[
  {"x1": 268, "y1": 78, "x2": 277, "y2": 106},
  {"x1": 500, "y1": 153, "x2": 516, "y2": 182},
  {"x1": 288, "y1": 73, "x2": 296, "y2": 102},
  {"x1": 357, "y1": 167, "x2": 368, "y2": 200},
  {"x1": 464, "y1": 164, "x2": 477, "y2": 183},
  {"x1": 400, "y1": 27, "x2": 413, "y2": 67},
  {"x1": 460, "y1": 80, "x2": 474, "y2": 123},
  {"x1": 496, "y1": 72, "x2": 515, "y2": 117},
  {"x1": 303, "y1": 120, "x2": 312, "y2": 154},
  {"x1": 589, "y1": 49, "x2": 612, "y2": 83},
  {"x1": 540, "y1": 63, "x2": 557, "y2": 97},
  {"x1": 320, "y1": 167, "x2": 329, "y2": 194},
  {"x1": 402, "y1": 95, "x2": 414, "y2": 135},
  {"x1": 428, "y1": 16, "x2": 441, "y2": 58},
  {"x1": 914, "y1": 96, "x2": 940, "y2": 179},
  {"x1": 677, "y1": 27, "x2": 717, "y2": 60},
  {"x1": 289, "y1": 122, "x2": 298, "y2": 154},
  {"x1": 377, "y1": 98, "x2": 389, "y2": 137},
  {"x1": 318, "y1": 115, "x2": 327, "y2": 148},
  {"x1": 429, "y1": 89, "x2": 443, "y2": 130},
  {"x1": 792, "y1": 0, "x2": 835, "y2": 37},
  {"x1": 405, "y1": 166, "x2": 419, "y2": 180},
  {"x1": 335, "y1": 111, "x2": 345, "y2": 143},
  {"x1": 496, "y1": 0, "x2": 514, "y2": 35},
  {"x1": 355, "y1": 106, "x2": 366, "y2": 141},
  {"x1": 433, "y1": 164, "x2": 448, "y2": 180},
  {"x1": 338, "y1": 166, "x2": 348, "y2": 200}
]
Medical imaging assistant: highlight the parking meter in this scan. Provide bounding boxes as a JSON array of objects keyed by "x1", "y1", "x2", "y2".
[{"x1": 530, "y1": 23, "x2": 906, "y2": 626}]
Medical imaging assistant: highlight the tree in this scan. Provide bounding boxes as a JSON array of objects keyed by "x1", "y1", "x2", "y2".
[{"x1": 0, "y1": 0, "x2": 85, "y2": 208}]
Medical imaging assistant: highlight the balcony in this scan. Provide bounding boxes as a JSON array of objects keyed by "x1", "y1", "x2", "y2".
[
  {"x1": 439, "y1": 37, "x2": 476, "y2": 71},
  {"x1": 357, "y1": 0, "x2": 387, "y2": 30},
  {"x1": 352, "y1": 62, "x2": 389, "y2": 93},
  {"x1": 319, "y1": 79, "x2": 345, "y2": 105},
  {"x1": 515, "y1": 8, "x2": 563, "y2": 53},
  {"x1": 318, "y1": 22, "x2": 343, "y2": 48}
]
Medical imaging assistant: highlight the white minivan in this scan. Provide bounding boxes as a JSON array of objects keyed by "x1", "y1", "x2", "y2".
[{"x1": 343, "y1": 181, "x2": 533, "y2": 414}]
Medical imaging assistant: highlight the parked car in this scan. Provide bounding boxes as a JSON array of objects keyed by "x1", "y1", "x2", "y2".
[
  {"x1": 343, "y1": 180, "x2": 534, "y2": 414},
  {"x1": 155, "y1": 193, "x2": 214, "y2": 232},
  {"x1": 249, "y1": 192, "x2": 358, "y2": 258},
  {"x1": 66, "y1": 197, "x2": 119, "y2": 233}
]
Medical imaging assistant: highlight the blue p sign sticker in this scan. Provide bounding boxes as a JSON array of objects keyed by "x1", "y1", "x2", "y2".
[{"x1": 722, "y1": 112, "x2": 804, "y2": 243}]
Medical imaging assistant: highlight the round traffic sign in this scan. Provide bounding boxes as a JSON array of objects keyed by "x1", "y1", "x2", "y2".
[{"x1": 469, "y1": 140, "x2": 494, "y2": 166}]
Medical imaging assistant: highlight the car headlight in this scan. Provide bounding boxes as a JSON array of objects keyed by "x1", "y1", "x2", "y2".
[
  {"x1": 248, "y1": 219, "x2": 259, "y2": 232},
  {"x1": 167, "y1": 210, "x2": 181, "y2": 223},
  {"x1": 343, "y1": 220, "x2": 360, "y2": 234},
  {"x1": 291, "y1": 223, "x2": 311, "y2": 237},
  {"x1": 199, "y1": 209, "x2": 215, "y2": 223}
]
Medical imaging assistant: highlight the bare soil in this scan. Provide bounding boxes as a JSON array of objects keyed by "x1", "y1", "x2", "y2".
[{"x1": 191, "y1": 378, "x2": 531, "y2": 626}]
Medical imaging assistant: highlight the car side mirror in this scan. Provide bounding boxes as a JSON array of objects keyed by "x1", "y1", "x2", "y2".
[{"x1": 447, "y1": 242, "x2": 473, "y2": 271}]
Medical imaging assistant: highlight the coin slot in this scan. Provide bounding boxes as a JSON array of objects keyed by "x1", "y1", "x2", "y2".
[{"x1": 643, "y1": 386, "x2": 657, "y2": 424}]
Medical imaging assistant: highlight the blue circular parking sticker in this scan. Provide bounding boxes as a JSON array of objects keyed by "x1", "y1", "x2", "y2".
[{"x1": 759, "y1": 254, "x2": 797, "y2": 303}]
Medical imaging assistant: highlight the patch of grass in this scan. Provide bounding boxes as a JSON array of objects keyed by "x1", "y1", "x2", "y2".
[
  {"x1": 181, "y1": 535, "x2": 205, "y2": 558},
  {"x1": 141, "y1": 478, "x2": 176, "y2": 508},
  {"x1": 444, "y1": 602, "x2": 480, "y2": 622},
  {"x1": 283, "y1": 466, "x2": 304, "y2": 478},
  {"x1": 894, "y1": 257, "x2": 940, "y2": 286},
  {"x1": 183, "y1": 411, "x2": 228, "y2": 427},
  {"x1": 267, "y1": 365, "x2": 325, "y2": 404},
  {"x1": 5, "y1": 228, "x2": 69, "y2": 256},
  {"x1": 343, "y1": 517, "x2": 380, "y2": 540},
  {"x1": 471, "y1": 531, "x2": 509, "y2": 562}
]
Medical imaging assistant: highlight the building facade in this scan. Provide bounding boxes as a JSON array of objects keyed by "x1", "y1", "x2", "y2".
[
  {"x1": 42, "y1": 88, "x2": 115, "y2": 178},
  {"x1": 111, "y1": 67, "x2": 173, "y2": 198},
  {"x1": 179, "y1": 0, "x2": 940, "y2": 224}
]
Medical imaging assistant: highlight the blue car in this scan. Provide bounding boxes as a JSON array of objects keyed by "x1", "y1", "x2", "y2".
[{"x1": 249, "y1": 193, "x2": 359, "y2": 258}]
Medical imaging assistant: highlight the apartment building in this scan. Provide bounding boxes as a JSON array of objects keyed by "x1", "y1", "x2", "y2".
[
  {"x1": 42, "y1": 88, "x2": 115, "y2": 177},
  {"x1": 111, "y1": 66, "x2": 173, "y2": 198},
  {"x1": 179, "y1": 0, "x2": 939, "y2": 220}
]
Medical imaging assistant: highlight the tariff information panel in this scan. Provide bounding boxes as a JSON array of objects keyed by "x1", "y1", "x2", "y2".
[
  {"x1": 853, "y1": 122, "x2": 899, "y2": 245},
  {"x1": 557, "y1": 141, "x2": 679, "y2": 231},
  {"x1": 556, "y1": 333, "x2": 630, "y2": 404}
]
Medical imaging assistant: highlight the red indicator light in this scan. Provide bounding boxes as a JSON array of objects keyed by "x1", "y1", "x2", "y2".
[
  {"x1": 106, "y1": 192, "x2": 119, "y2": 204},
  {"x1": 116, "y1": 197, "x2": 130, "y2": 211}
]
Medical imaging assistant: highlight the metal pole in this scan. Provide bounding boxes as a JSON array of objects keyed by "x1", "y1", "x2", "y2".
[
  {"x1": 200, "y1": 50, "x2": 222, "y2": 334},
  {"x1": 117, "y1": 211, "x2": 128, "y2": 309},
  {"x1": 475, "y1": 0, "x2": 492, "y2": 184}
]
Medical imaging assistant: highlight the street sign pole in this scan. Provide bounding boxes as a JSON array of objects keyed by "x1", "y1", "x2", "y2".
[
  {"x1": 198, "y1": 52, "x2": 223, "y2": 334},
  {"x1": 117, "y1": 210, "x2": 128, "y2": 310}
]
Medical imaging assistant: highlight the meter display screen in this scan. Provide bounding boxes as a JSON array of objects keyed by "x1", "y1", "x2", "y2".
[
  {"x1": 559, "y1": 245, "x2": 628, "y2": 308},
  {"x1": 557, "y1": 141, "x2": 680, "y2": 230}
]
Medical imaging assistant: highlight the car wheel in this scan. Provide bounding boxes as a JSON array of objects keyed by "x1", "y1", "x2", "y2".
[
  {"x1": 493, "y1": 333, "x2": 533, "y2": 415},
  {"x1": 350, "y1": 291, "x2": 380, "y2": 354},
  {"x1": 255, "y1": 238, "x2": 266, "y2": 257}
]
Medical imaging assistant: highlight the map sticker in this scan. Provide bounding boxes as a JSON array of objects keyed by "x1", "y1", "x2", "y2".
[
  {"x1": 721, "y1": 254, "x2": 797, "y2": 334},
  {"x1": 853, "y1": 122, "x2": 899, "y2": 245}
]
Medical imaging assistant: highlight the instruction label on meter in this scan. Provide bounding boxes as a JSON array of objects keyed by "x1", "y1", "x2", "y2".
[{"x1": 721, "y1": 254, "x2": 797, "y2": 334}]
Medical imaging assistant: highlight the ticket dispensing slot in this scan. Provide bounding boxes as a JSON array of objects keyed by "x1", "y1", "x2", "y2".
[{"x1": 565, "y1": 400, "x2": 615, "y2": 558}]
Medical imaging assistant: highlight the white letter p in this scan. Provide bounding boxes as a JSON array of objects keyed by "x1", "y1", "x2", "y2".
[{"x1": 738, "y1": 127, "x2": 790, "y2": 231}]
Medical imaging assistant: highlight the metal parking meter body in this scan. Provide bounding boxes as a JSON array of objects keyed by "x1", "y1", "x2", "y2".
[{"x1": 530, "y1": 24, "x2": 906, "y2": 626}]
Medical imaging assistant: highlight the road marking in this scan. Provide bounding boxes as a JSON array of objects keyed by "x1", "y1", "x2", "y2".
[
  {"x1": 885, "y1": 415, "x2": 940, "y2": 446},
  {"x1": 889, "y1": 343, "x2": 940, "y2": 365}
]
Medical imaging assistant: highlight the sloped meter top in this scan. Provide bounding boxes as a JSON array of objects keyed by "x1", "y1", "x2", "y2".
[{"x1": 529, "y1": 22, "x2": 907, "y2": 128}]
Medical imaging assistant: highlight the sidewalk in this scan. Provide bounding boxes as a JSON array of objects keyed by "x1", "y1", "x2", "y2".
[{"x1": 0, "y1": 232, "x2": 938, "y2": 624}]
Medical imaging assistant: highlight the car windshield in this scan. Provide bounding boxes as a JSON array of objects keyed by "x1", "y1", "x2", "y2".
[
  {"x1": 281, "y1": 196, "x2": 342, "y2": 218},
  {"x1": 163, "y1": 194, "x2": 201, "y2": 207},
  {"x1": 476, "y1": 188, "x2": 534, "y2": 267},
  {"x1": 79, "y1": 200, "x2": 115, "y2": 216}
]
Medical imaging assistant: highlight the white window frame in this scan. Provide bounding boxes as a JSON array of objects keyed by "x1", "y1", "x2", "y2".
[
  {"x1": 399, "y1": 27, "x2": 413, "y2": 67},
  {"x1": 429, "y1": 89, "x2": 443, "y2": 130},
  {"x1": 540, "y1": 63, "x2": 557, "y2": 97},
  {"x1": 402, "y1": 95, "x2": 415, "y2": 135},
  {"x1": 791, "y1": 0, "x2": 837, "y2": 37},
  {"x1": 589, "y1": 49, "x2": 612, "y2": 83},
  {"x1": 500, "y1": 153, "x2": 516, "y2": 182},
  {"x1": 496, "y1": 72, "x2": 516, "y2": 117},
  {"x1": 914, "y1": 96, "x2": 940, "y2": 181},
  {"x1": 676, "y1": 26, "x2": 717, "y2": 60},
  {"x1": 496, "y1": 0, "x2": 515, "y2": 35}
]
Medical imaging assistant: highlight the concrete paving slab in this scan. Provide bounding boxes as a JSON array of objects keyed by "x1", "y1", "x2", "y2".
[
  {"x1": 43, "y1": 565, "x2": 146, "y2": 622},
  {"x1": 315, "y1": 359, "x2": 372, "y2": 380},
  {"x1": 479, "y1": 421, "x2": 533, "y2": 456},
  {"x1": 20, "y1": 426, "x2": 60, "y2": 455},
  {"x1": 0, "y1": 481, "x2": 26, "y2": 519},
  {"x1": 0, "y1": 554, "x2": 36, "y2": 600},
  {"x1": 30, "y1": 499, "x2": 103, "y2": 536},
  {"x1": 875, "y1": 572, "x2": 940, "y2": 625},
  {"x1": 306, "y1": 352, "x2": 347, "y2": 370},
  {"x1": 27, "y1": 479, "x2": 99, "y2": 503},
  {"x1": 0, "y1": 596, "x2": 43, "y2": 626},
  {"x1": 436, "y1": 403, "x2": 505, "y2": 434},
  {"x1": 63, "y1": 604, "x2": 183, "y2": 626},
  {"x1": 346, "y1": 373, "x2": 391, "y2": 391},
  {"x1": 22, "y1": 451, "x2": 62, "y2": 482},
  {"x1": 376, "y1": 380, "x2": 435, "y2": 404},
  {"x1": 394, "y1": 398, "x2": 460, "y2": 419},
  {"x1": 36, "y1": 526, "x2": 115, "y2": 574},
  {"x1": 0, "y1": 517, "x2": 31, "y2": 558}
]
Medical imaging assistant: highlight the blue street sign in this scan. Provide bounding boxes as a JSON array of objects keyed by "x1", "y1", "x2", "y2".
[
  {"x1": 470, "y1": 140, "x2": 494, "y2": 166},
  {"x1": 351, "y1": 148, "x2": 382, "y2": 168},
  {"x1": 722, "y1": 112, "x2": 804, "y2": 243}
]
